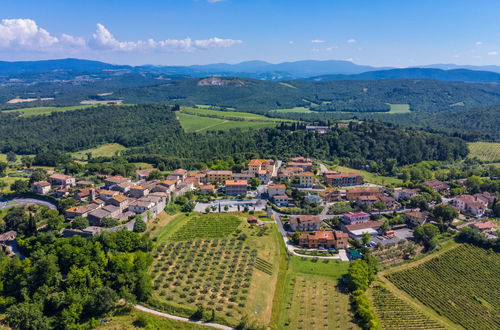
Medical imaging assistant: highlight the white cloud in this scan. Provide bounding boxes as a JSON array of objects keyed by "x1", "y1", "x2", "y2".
[
  {"x1": 476, "y1": 41, "x2": 483, "y2": 46},
  {"x1": 288, "y1": 40, "x2": 294, "y2": 44},
  {"x1": 0, "y1": 18, "x2": 59, "y2": 51},
  {"x1": 487, "y1": 51, "x2": 498, "y2": 56},
  {"x1": 311, "y1": 39, "x2": 325, "y2": 43},
  {"x1": 325, "y1": 45, "x2": 338, "y2": 51},
  {"x1": 0, "y1": 19, "x2": 242, "y2": 54},
  {"x1": 347, "y1": 39, "x2": 356, "y2": 44},
  {"x1": 311, "y1": 48, "x2": 320, "y2": 52},
  {"x1": 345, "y1": 57, "x2": 354, "y2": 62}
]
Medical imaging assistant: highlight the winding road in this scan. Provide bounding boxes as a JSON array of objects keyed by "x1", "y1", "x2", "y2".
[
  {"x1": 0, "y1": 197, "x2": 57, "y2": 210},
  {"x1": 134, "y1": 305, "x2": 234, "y2": 330}
]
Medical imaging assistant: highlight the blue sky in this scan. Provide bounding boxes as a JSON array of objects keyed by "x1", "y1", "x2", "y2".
[{"x1": 1, "y1": 0, "x2": 500, "y2": 67}]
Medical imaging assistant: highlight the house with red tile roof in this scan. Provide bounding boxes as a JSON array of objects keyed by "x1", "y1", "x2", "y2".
[
  {"x1": 49, "y1": 173, "x2": 76, "y2": 187},
  {"x1": 290, "y1": 215, "x2": 321, "y2": 231},
  {"x1": 324, "y1": 173, "x2": 363, "y2": 187},
  {"x1": 225, "y1": 180, "x2": 248, "y2": 196},
  {"x1": 299, "y1": 231, "x2": 348, "y2": 249},
  {"x1": 268, "y1": 184, "x2": 286, "y2": 197},
  {"x1": 341, "y1": 211, "x2": 371, "y2": 225},
  {"x1": 104, "y1": 175, "x2": 130, "y2": 189},
  {"x1": 451, "y1": 195, "x2": 488, "y2": 217},
  {"x1": 32, "y1": 181, "x2": 51, "y2": 195}
]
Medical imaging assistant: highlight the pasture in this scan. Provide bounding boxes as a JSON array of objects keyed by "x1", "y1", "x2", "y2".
[
  {"x1": 71, "y1": 143, "x2": 128, "y2": 160},
  {"x1": 149, "y1": 213, "x2": 282, "y2": 327},
  {"x1": 176, "y1": 112, "x2": 276, "y2": 133},
  {"x1": 182, "y1": 107, "x2": 282, "y2": 121},
  {"x1": 270, "y1": 106, "x2": 314, "y2": 113},
  {"x1": 3, "y1": 105, "x2": 92, "y2": 117},
  {"x1": 370, "y1": 285, "x2": 445, "y2": 329},
  {"x1": 387, "y1": 103, "x2": 411, "y2": 114},
  {"x1": 467, "y1": 142, "x2": 500, "y2": 162},
  {"x1": 385, "y1": 244, "x2": 500, "y2": 329}
]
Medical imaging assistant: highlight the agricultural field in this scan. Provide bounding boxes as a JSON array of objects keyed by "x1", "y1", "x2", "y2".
[
  {"x1": 370, "y1": 285, "x2": 445, "y2": 329},
  {"x1": 0, "y1": 176, "x2": 28, "y2": 194},
  {"x1": 176, "y1": 112, "x2": 276, "y2": 133},
  {"x1": 385, "y1": 244, "x2": 500, "y2": 329},
  {"x1": 3, "y1": 105, "x2": 93, "y2": 117},
  {"x1": 71, "y1": 143, "x2": 128, "y2": 160},
  {"x1": 149, "y1": 213, "x2": 282, "y2": 327},
  {"x1": 270, "y1": 106, "x2": 315, "y2": 113},
  {"x1": 275, "y1": 256, "x2": 358, "y2": 330},
  {"x1": 387, "y1": 104, "x2": 411, "y2": 114},
  {"x1": 467, "y1": 142, "x2": 500, "y2": 162},
  {"x1": 334, "y1": 165, "x2": 403, "y2": 185},
  {"x1": 182, "y1": 106, "x2": 285, "y2": 121}
]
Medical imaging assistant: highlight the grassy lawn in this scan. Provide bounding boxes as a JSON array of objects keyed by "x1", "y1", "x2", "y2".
[
  {"x1": 275, "y1": 256, "x2": 358, "y2": 330},
  {"x1": 176, "y1": 112, "x2": 277, "y2": 133},
  {"x1": 270, "y1": 107, "x2": 314, "y2": 114},
  {"x1": 467, "y1": 142, "x2": 500, "y2": 162},
  {"x1": 0, "y1": 177, "x2": 28, "y2": 194},
  {"x1": 182, "y1": 107, "x2": 285, "y2": 122},
  {"x1": 3, "y1": 105, "x2": 93, "y2": 117},
  {"x1": 149, "y1": 212, "x2": 282, "y2": 327},
  {"x1": 382, "y1": 244, "x2": 499, "y2": 329},
  {"x1": 71, "y1": 143, "x2": 128, "y2": 160},
  {"x1": 96, "y1": 310, "x2": 210, "y2": 329},
  {"x1": 387, "y1": 103, "x2": 411, "y2": 114},
  {"x1": 333, "y1": 165, "x2": 403, "y2": 185}
]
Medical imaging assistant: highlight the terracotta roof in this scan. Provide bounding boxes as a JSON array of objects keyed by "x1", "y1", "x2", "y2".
[
  {"x1": 97, "y1": 189, "x2": 117, "y2": 195},
  {"x1": 273, "y1": 194, "x2": 289, "y2": 199},
  {"x1": 136, "y1": 168, "x2": 155, "y2": 177},
  {"x1": 325, "y1": 173, "x2": 361, "y2": 178},
  {"x1": 173, "y1": 168, "x2": 187, "y2": 175},
  {"x1": 471, "y1": 221, "x2": 496, "y2": 230},
  {"x1": 299, "y1": 172, "x2": 314, "y2": 177},
  {"x1": 105, "y1": 175, "x2": 129, "y2": 183},
  {"x1": 207, "y1": 170, "x2": 233, "y2": 175},
  {"x1": 225, "y1": 180, "x2": 248, "y2": 185},
  {"x1": 342, "y1": 211, "x2": 370, "y2": 218},
  {"x1": 110, "y1": 194, "x2": 127, "y2": 203},
  {"x1": 200, "y1": 185, "x2": 215, "y2": 190},
  {"x1": 49, "y1": 173, "x2": 73, "y2": 180},
  {"x1": 269, "y1": 184, "x2": 286, "y2": 189},
  {"x1": 345, "y1": 221, "x2": 383, "y2": 231},
  {"x1": 131, "y1": 185, "x2": 146, "y2": 190},
  {"x1": 290, "y1": 215, "x2": 321, "y2": 225},
  {"x1": 34, "y1": 181, "x2": 50, "y2": 187}
]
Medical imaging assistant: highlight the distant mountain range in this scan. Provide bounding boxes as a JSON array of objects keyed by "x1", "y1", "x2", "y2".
[{"x1": 2, "y1": 58, "x2": 500, "y2": 82}]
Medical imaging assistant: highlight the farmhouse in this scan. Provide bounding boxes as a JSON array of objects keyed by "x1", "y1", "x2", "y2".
[
  {"x1": 32, "y1": 181, "x2": 51, "y2": 195},
  {"x1": 324, "y1": 172, "x2": 363, "y2": 187},
  {"x1": 289, "y1": 215, "x2": 321, "y2": 231},
  {"x1": 225, "y1": 180, "x2": 248, "y2": 196},
  {"x1": 49, "y1": 173, "x2": 76, "y2": 187},
  {"x1": 299, "y1": 230, "x2": 349, "y2": 249}
]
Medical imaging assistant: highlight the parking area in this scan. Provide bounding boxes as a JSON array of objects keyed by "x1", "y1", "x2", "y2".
[{"x1": 371, "y1": 227, "x2": 413, "y2": 245}]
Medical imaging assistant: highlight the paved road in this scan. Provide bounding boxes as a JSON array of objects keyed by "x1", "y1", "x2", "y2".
[
  {"x1": 0, "y1": 198, "x2": 57, "y2": 210},
  {"x1": 135, "y1": 305, "x2": 234, "y2": 330},
  {"x1": 270, "y1": 208, "x2": 345, "y2": 260}
]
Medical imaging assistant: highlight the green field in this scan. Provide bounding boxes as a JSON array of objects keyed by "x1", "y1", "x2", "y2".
[
  {"x1": 97, "y1": 310, "x2": 210, "y2": 329},
  {"x1": 387, "y1": 103, "x2": 411, "y2": 114},
  {"x1": 467, "y1": 142, "x2": 500, "y2": 162},
  {"x1": 176, "y1": 112, "x2": 277, "y2": 133},
  {"x1": 149, "y1": 213, "x2": 282, "y2": 327},
  {"x1": 385, "y1": 244, "x2": 500, "y2": 329},
  {"x1": 275, "y1": 256, "x2": 358, "y2": 330},
  {"x1": 278, "y1": 82, "x2": 297, "y2": 89},
  {"x1": 71, "y1": 143, "x2": 128, "y2": 160},
  {"x1": 270, "y1": 106, "x2": 315, "y2": 113},
  {"x1": 370, "y1": 285, "x2": 445, "y2": 329},
  {"x1": 0, "y1": 176, "x2": 29, "y2": 194},
  {"x1": 334, "y1": 165, "x2": 403, "y2": 185},
  {"x1": 182, "y1": 107, "x2": 284, "y2": 121},
  {"x1": 4, "y1": 105, "x2": 93, "y2": 117}
]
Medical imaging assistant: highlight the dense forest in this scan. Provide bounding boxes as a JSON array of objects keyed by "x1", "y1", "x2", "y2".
[
  {"x1": 0, "y1": 227, "x2": 152, "y2": 329},
  {"x1": 4, "y1": 75, "x2": 500, "y2": 114},
  {"x1": 0, "y1": 105, "x2": 468, "y2": 171},
  {"x1": 271, "y1": 105, "x2": 500, "y2": 141}
]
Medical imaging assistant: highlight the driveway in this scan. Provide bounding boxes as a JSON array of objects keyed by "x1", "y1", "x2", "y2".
[{"x1": 0, "y1": 197, "x2": 57, "y2": 210}]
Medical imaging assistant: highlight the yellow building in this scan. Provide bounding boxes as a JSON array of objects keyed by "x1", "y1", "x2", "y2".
[
  {"x1": 206, "y1": 170, "x2": 233, "y2": 183},
  {"x1": 248, "y1": 159, "x2": 275, "y2": 176}
]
